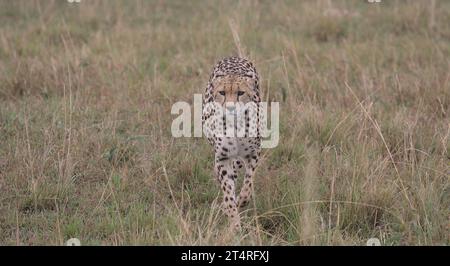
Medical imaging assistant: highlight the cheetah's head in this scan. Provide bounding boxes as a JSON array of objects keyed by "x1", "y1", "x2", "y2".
[{"x1": 211, "y1": 75, "x2": 259, "y2": 115}]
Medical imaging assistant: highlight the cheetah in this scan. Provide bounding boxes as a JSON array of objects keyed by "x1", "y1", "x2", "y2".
[{"x1": 202, "y1": 56, "x2": 262, "y2": 230}]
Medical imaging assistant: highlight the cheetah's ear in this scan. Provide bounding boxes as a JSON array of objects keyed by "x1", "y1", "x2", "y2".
[
  {"x1": 213, "y1": 70, "x2": 226, "y2": 79},
  {"x1": 210, "y1": 71, "x2": 226, "y2": 87},
  {"x1": 244, "y1": 72, "x2": 254, "y2": 79}
]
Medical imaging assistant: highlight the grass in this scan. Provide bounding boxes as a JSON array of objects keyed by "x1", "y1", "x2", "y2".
[{"x1": 0, "y1": 0, "x2": 449, "y2": 245}]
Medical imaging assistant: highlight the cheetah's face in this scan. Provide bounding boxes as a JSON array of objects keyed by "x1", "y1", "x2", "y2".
[{"x1": 211, "y1": 75, "x2": 256, "y2": 115}]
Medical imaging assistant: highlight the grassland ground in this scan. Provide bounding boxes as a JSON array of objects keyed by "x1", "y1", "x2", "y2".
[{"x1": 0, "y1": 0, "x2": 449, "y2": 245}]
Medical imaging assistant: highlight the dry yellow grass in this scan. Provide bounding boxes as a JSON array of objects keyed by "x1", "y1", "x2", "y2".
[{"x1": 0, "y1": 0, "x2": 449, "y2": 245}]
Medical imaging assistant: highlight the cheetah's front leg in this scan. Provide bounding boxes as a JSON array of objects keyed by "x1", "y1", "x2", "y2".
[
  {"x1": 238, "y1": 155, "x2": 259, "y2": 208},
  {"x1": 215, "y1": 158, "x2": 241, "y2": 230}
]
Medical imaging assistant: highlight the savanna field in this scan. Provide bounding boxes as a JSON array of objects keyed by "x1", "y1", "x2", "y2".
[{"x1": 0, "y1": 0, "x2": 449, "y2": 245}]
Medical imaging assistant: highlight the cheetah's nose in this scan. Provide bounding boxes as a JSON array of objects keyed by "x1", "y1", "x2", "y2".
[
  {"x1": 226, "y1": 105, "x2": 236, "y2": 112},
  {"x1": 224, "y1": 103, "x2": 236, "y2": 113}
]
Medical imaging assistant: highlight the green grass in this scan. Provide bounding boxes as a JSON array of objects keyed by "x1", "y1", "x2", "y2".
[{"x1": 0, "y1": 0, "x2": 449, "y2": 245}]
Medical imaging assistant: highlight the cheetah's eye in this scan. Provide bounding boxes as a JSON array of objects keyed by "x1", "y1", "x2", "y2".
[
  {"x1": 218, "y1": 91, "x2": 225, "y2": 96},
  {"x1": 237, "y1": 91, "x2": 245, "y2": 96}
]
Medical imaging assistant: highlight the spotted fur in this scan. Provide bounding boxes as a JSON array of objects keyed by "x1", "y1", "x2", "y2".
[{"x1": 202, "y1": 57, "x2": 261, "y2": 230}]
